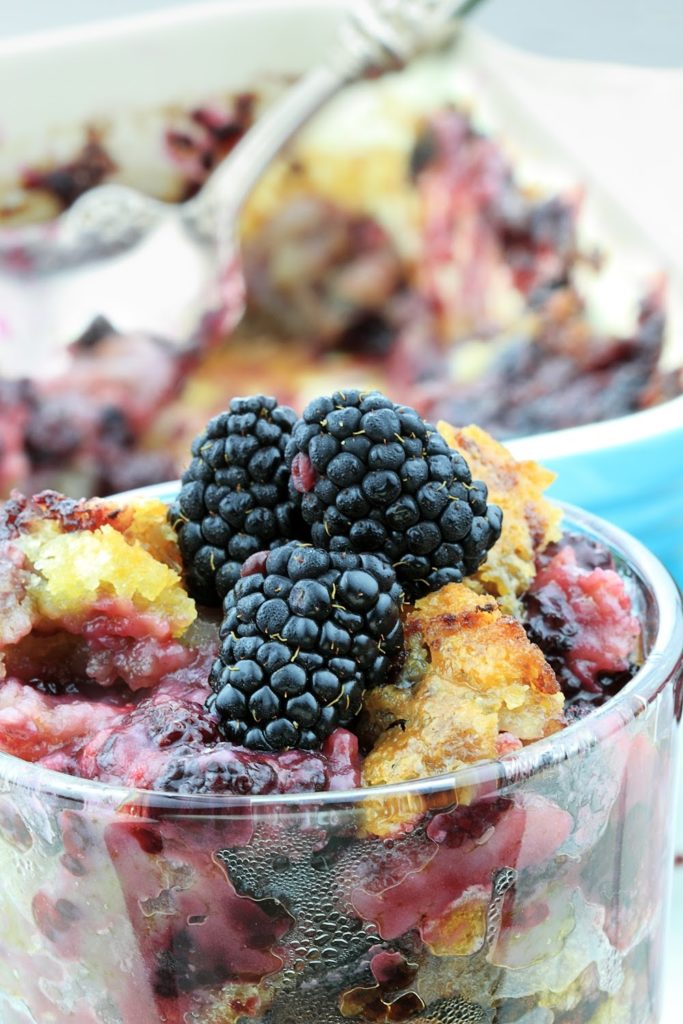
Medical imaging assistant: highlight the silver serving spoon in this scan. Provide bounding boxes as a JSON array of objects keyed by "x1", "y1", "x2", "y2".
[{"x1": 0, "y1": 0, "x2": 483, "y2": 375}]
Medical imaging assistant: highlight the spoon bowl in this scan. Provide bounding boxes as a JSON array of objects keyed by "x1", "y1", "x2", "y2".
[{"x1": 0, "y1": 0, "x2": 481, "y2": 375}]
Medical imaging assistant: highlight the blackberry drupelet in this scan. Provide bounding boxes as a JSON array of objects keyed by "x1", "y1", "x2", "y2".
[
  {"x1": 170, "y1": 396, "x2": 298, "y2": 605},
  {"x1": 208, "y1": 542, "x2": 404, "y2": 751},
  {"x1": 286, "y1": 390, "x2": 502, "y2": 598}
]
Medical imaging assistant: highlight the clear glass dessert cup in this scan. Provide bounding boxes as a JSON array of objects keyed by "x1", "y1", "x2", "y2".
[{"x1": 0, "y1": 497, "x2": 680, "y2": 1024}]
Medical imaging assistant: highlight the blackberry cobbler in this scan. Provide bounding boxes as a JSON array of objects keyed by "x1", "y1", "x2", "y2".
[{"x1": 0, "y1": 390, "x2": 669, "y2": 1024}]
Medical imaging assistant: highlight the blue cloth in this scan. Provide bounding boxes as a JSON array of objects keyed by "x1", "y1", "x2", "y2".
[{"x1": 539, "y1": 428, "x2": 683, "y2": 588}]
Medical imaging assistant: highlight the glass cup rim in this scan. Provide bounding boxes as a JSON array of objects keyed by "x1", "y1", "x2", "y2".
[{"x1": 0, "y1": 485, "x2": 680, "y2": 812}]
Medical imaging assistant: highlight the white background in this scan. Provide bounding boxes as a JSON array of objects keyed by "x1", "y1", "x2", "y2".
[{"x1": 0, "y1": 0, "x2": 682, "y2": 68}]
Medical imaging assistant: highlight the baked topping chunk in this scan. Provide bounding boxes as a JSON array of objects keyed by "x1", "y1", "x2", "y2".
[
  {"x1": 361, "y1": 583, "x2": 564, "y2": 787},
  {"x1": 439, "y1": 421, "x2": 562, "y2": 614}
]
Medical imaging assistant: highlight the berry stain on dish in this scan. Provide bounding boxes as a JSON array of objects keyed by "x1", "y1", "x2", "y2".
[{"x1": 0, "y1": 390, "x2": 677, "y2": 1024}]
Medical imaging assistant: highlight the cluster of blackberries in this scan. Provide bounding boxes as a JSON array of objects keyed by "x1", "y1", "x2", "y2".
[{"x1": 173, "y1": 391, "x2": 502, "y2": 751}]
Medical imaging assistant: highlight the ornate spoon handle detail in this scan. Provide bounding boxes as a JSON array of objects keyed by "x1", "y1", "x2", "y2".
[
  {"x1": 184, "y1": 0, "x2": 485, "y2": 246},
  {"x1": 0, "y1": 0, "x2": 485, "y2": 267},
  {"x1": 0, "y1": 0, "x2": 486, "y2": 369}
]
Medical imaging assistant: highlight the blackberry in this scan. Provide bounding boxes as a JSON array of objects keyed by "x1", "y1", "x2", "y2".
[
  {"x1": 208, "y1": 542, "x2": 404, "y2": 751},
  {"x1": 286, "y1": 390, "x2": 502, "y2": 598},
  {"x1": 170, "y1": 396, "x2": 298, "y2": 605}
]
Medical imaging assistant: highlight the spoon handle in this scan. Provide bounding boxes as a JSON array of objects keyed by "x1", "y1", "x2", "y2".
[
  {"x1": 192, "y1": 63, "x2": 345, "y2": 233},
  {"x1": 186, "y1": 0, "x2": 484, "y2": 246}
]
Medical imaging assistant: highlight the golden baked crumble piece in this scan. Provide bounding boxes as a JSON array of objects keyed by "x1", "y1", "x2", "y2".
[
  {"x1": 438, "y1": 422, "x2": 562, "y2": 614},
  {"x1": 361, "y1": 583, "x2": 563, "y2": 788},
  {"x1": 0, "y1": 493, "x2": 195, "y2": 650}
]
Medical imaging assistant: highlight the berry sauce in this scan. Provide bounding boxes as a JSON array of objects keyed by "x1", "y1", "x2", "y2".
[
  {"x1": 1, "y1": 663, "x2": 361, "y2": 797},
  {"x1": 524, "y1": 535, "x2": 641, "y2": 706}
]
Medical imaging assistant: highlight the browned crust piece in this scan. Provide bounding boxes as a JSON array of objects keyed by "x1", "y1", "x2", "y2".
[
  {"x1": 361, "y1": 583, "x2": 563, "y2": 789},
  {"x1": 438, "y1": 422, "x2": 562, "y2": 615}
]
